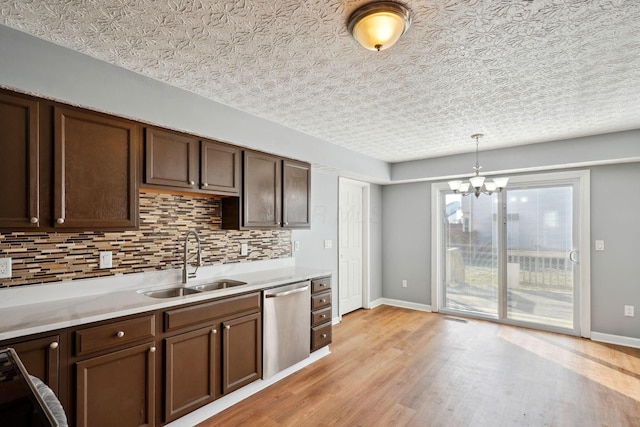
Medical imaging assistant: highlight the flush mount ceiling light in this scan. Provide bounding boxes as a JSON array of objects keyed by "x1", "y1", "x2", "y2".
[
  {"x1": 347, "y1": 1, "x2": 411, "y2": 52},
  {"x1": 448, "y1": 134, "x2": 509, "y2": 198}
]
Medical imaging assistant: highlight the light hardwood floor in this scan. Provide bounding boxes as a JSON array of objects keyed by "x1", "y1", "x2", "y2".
[{"x1": 198, "y1": 305, "x2": 640, "y2": 426}]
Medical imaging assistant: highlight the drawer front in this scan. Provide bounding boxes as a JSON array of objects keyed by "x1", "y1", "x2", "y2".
[
  {"x1": 311, "y1": 291, "x2": 331, "y2": 311},
  {"x1": 311, "y1": 277, "x2": 331, "y2": 294},
  {"x1": 165, "y1": 292, "x2": 261, "y2": 332},
  {"x1": 311, "y1": 307, "x2": 332, "y2": 327},
  {"x1": 311, "y1": 323, "x2": 332, "y2": 351},
  {"x1": 75, "y1": 315, "x2": 155, "y2": 357}
]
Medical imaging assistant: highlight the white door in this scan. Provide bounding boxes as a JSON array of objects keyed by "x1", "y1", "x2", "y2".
[{"x1": 339, "y1": 178, "x2": 365, "y2": 315}]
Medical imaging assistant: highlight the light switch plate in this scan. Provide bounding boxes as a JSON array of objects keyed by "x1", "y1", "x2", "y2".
[
  {"x1": 595, "y1": 240, "x2": 605, "y2": 251},
  {"x1": 324, "y1": 240, "x2": 332, "y2": 249},
  {"x1": 99, "y1": 251, "x2": 112, "y2": 269},
  {"x1": 625, "y1": 305, "x2": 634, "y2": 317},
  {"x1": 294, "y1": 241, "x2": 300, "y2": 251},
  {"x1": 0, "y1": 257, "x2": 12, "y2": 279}
]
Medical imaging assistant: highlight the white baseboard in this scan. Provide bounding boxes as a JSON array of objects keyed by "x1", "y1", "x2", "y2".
[
  {"x1": 369, "y1": 298, "x2": 432, "y2": 312},
  {"x1": 591, "y1": 332, "x2": 640, "y2": 349},
  {"x1": 166, "y1": 347, "x2": 331, "y2": 427}
]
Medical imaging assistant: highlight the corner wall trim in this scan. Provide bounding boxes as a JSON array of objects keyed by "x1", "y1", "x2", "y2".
[
  {"x1": 370, "y1": 298, "x2": 432, "y2": 312},
  {"x1": 591, "y1": 332, "x2": 640, "y2": 349}
]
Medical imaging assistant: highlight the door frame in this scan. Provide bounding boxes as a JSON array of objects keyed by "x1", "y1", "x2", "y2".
[
  {"x1": 431, "y1": 170, "x2": 591, "y2": 338},
  {"x1": 338, "y1": 177, "x2": 371, "y2": 319}
]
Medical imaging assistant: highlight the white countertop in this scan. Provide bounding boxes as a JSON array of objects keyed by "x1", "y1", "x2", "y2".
[{"x1": 0, "y1": 258, "x2": 331, "y2": 341}]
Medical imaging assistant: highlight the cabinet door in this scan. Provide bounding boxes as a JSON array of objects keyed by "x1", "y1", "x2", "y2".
[
  {"x1": 0, "y1": 93, "x2": 39, "y2": 228},
  {"x1": 243, "y1": 151, "x2": 281, "y2": 228},
  {"x1": 2, "y1": 335, "x2": 60, "y2": 395},
  {"x1": 54, "y1": 107, "x2": 138, "y2": 229},
  {"x1": 282, "y1": 159, "x2": 311, "y2": 229},
  {"x1": 145, "y1": 127, "x2": 198, "y2": 189},
  {"x1": 222, "y1": 312, "x2": 262, "y2": 394},
  {"x1": 164, "y1": 326, "x2": 218, "y2": 422},
  {"x1": 200, "y1": 140, "x2": 241, "y2": 195},
  {"x1": 76, "y1": 342, "x2": 155, "y2": 427}
]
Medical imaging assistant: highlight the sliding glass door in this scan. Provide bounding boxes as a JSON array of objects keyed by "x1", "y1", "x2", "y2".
[{"x1": 441, "y1": 176, "x2": 581, "y2": 334}]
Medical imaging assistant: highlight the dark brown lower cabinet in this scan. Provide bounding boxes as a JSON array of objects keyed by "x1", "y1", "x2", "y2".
[
  {"x1": 75, "y1": 342, "x2": 156, "y2": 427},
  {"x1": 164, "y1": 326, "x2": 218, "y2": 423},
  {"x1": 1, "y1": 334, "x2": 60, "y2": 395},
  {"x1": 222, "y1": 312, "x2": 262, "y2": 394}
]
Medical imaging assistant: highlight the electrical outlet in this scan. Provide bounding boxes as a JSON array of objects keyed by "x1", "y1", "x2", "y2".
[
  {"x1": 324, "y1": 240, "x2": 332, "y2": 249},
  {"x1": 294, "y1": 241, "x2": 300, "y2": 251},
  {"x1": 240, "y1": 243, "x2": 248, "y2": 256},
  {"x1": 0, "y1": 257, "x2": 12, "y2": 279},
  {"x1": 99, "y1": 251, "x2": 112, "y2": 269},
  {"x1": 624, "y1": 305, "x2": 634, "y2": 317},
  {"x1": 402, "y1": 279, "x2": 408, "y2": 288},
  {"x1": 595, "y1": 240, "x2": 605, "y2": 251}
]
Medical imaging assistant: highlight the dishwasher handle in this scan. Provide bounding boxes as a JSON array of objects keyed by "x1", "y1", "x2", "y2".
[{"x1": 265, "y1": 285, "x2": 309, "y2": 298}]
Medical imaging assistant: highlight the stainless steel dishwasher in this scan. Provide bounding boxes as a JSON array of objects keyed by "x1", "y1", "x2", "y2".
[{"x1": 263, "y1": 281, "x2": 311, "y2": 378}]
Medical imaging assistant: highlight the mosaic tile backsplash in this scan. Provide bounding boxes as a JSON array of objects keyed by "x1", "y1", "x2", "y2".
[{"x1": 0, "y1": 192, "x2": 292, "y2": 287}]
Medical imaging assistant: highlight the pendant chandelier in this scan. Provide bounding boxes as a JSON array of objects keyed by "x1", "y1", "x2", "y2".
[{"x1": 448, "y1": 134, "x2": 509, "y2": 198}]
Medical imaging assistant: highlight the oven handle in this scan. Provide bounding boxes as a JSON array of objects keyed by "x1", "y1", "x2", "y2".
[{"x1": 265, "y1": 286, "x2": 309, "y2": 298}]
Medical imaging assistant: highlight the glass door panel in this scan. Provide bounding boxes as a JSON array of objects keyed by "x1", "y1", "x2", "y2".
[
  {"x1": 505, "y1": 186, "x2": 574, "y2": 329},
  {"x1": 444, "y1": 193, "x2": 499, "y2": 317}
]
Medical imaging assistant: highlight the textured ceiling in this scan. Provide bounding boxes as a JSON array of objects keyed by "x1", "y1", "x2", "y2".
[{"x1": 1, "y1": 0, "x2": 639, "y2": 163}]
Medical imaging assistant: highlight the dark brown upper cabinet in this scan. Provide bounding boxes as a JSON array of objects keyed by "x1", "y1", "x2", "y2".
[
  {"x1": 0, "y1": 92, "x2": 40, "y2": 228},
  {"x1": 222, "y1": 151, "x2": 311, "y2": 230},
  {"x1": 144, "y1": 127, "x2": 198, "y2": 190},
  {"x1": 242, "y1": 151, "x2": 282, "y2": 228},
  {"x1": 143, "y1": 128, "x2": 241, "y2": 196},
  {"x1": 0, "y1": 89, "x2": 139, "y2": 232},
  {"x1": 282, "y1": 159, "x2": 311, "y2": 229},
  {"x1": 200, "y1": 140, "x2": 241, "y2": 196},
  {"x1": 54, "y1": 107, "x2": 139, "y2": 230}
]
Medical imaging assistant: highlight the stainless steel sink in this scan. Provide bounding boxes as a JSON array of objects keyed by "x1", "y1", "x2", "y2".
[
  {"x1": 142, "y1": 287, "x2": 202, "y2": 298},
  {"x1": 189, "y1": 280, "x2": 247, "y2": 292}
]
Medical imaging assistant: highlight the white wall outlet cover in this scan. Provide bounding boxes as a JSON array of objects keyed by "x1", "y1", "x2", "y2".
[
  {"x1": 624, "y1": 305, "x2": 634, "y2": 317},
  {"x1": 294, "y1": 241, "x2": 300, "y2": 251},
  {"x1": 241, "y1": 243, "x2": 248, "y2": 256},
  {"x1": 595, "y1": 240, "x2": 605, "y2": 251},
  {"x1": 0, "y1": 257, "x2": 12, "y2": 279},
  {"x1": 99, "y1": 251, "x2": 112, "y2": 269},
  {"x1": 324, "y1": 240, "x2": 332, "y2": 249},
  {"x1": 402, "y1": 279, "x2": 408, "y2": 288}
]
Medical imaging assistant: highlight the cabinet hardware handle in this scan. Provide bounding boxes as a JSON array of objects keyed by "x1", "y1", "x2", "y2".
[
  {"x1": 321, "y1": 334, "x2": 327, "y2": 338},
  {"x1": 49, "y1": 342, "x2": 59, "y2": 349},
  {"x1": 56, "y1": 217, "x2": 65, "y2": 224},
  {"x1": 225, "y1": 325, "x2": 231, "y2": 330},
  {"x1": 321, "y1": 314, "x2": 327, "y2": 318},
  {"x1": 203, "y1": 183, "x2": 209, "y2": 187},
  {"x1": 275, "y1": 221, "x2": 280, "y2": 225},
  {"x1": 320, "y1": 284, "x2": 326, "y2": 287},
  {"x1": 189, "y1": 180, "x2": 195, "y2": 185},
  {"x1": 150, "y1": 346, "x2": 156, "y2": 353},
  {"x1": 30, "y1": 217, "x2": 39, "y2": 224},
  {"x1": 320, "y1": 299, "x2": 326, "y2": 303},
  {"x1": 212, "y1": 329, "x2": 217, "y2": 334},
  {"x1": 116, "y1": 331, "x2": 125, "y2": 338},
  {"x1": 284, "y1": 222, "x2": 288, "y2": 225}
]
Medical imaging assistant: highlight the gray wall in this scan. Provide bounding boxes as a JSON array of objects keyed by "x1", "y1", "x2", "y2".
[
  {"x1": 381, "y1": 161, "x2": 640, "y2": 338},
  {"x1": 369, "y1": 184, "x2": 383, "y2": 301},
  {"x1": 381, "y1": 182, "x2": 431, "y2": 305},
  {"x1": 590, "y1": 163, "x2": 640, "y2": 338}
]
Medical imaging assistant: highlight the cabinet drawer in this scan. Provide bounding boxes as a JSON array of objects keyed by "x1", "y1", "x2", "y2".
[
  {"x1": 311, "y1": 307, "x2": 332, "y2": 327},
  {"x1": 311, "y1": 323, "x2": 332, "y2": 351},
  {"x1": 311, "y1": 277, "x2": 331, "y2": 294},
  {"x1": 165, "y1": 292, "x2": 261, "y2": 332},
  {"x1": 75, "y1": 315, "x2": 155, "y2": 357},
  {"x1": 311, "y1": 291, "x2": 331, "y2": 310}
]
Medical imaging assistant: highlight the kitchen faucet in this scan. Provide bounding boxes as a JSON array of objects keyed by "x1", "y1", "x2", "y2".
[{"x1": 182, "y1": 229, "x2": 203, "y2": 284}]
